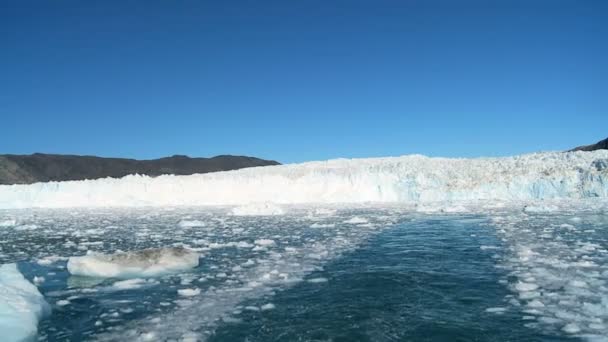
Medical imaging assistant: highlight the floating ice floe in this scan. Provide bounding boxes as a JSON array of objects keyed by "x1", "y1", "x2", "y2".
[
  {"x1": 112, "y1": 278, "x2": 158, "y2": 290},
  {"x1": 0, "y1": 263, "x2": 50, "y2": 342},
  {"x1": 0, "y1": 219, "x2": 16, "y2": 227},
  {"x1": 177, "y1": 288, "x2": 200, "y2": 297},
  {"x1": 254, "y1": 239, "x2": 276, "y2": 247},
  {"x1": 523, "y1": 204, "x2": 560, "y2": 213},
  {"x1": 177, "y1": 220, "x2": 206, "y2": 228},
  {"x1": 67, "y1": 247, "x2": 199, "y2": 278},
  {"x1": 1, "y1": 151, "x2": 607, "y2": 209},
  {"x1": 343, "y1": 216, "x2": 369, "y2": 224},
  {"x1": 231, "y1": 203, "x2": 285, "y2": 216}
]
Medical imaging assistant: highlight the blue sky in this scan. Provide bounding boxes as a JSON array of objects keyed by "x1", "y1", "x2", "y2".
[{"x1": 1, "y1": 0, "x2": 606, "y2": 163}]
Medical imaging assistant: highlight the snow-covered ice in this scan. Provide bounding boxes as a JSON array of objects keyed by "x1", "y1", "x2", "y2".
[
  {"x1": 0, "y1": 263, "x2": 50, "y2": 342},
  {"x1": 67, "y1": 247, "x2": 200, "y2": 278},
  {"x1": 0, "y1": 151, "x2": 606, "y2": 209}
]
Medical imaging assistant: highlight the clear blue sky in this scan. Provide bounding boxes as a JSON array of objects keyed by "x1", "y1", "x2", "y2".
[{"x1": 1, "y1": 0, "x2": 606, "y2": 163}]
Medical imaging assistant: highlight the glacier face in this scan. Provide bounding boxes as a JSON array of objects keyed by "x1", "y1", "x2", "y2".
[{"x1": 0, "y1": 151, "x2": 607, "y2": 209}]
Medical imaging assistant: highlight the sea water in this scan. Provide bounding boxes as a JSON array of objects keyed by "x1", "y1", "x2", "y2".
[{"x1": 0, "y1": 205, "x2": 606, "y2": 341}]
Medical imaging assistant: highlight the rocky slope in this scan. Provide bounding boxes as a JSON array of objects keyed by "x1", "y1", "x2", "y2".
[
  {"x1": 0, "y1": 153, "x2": 279, "y2": 185},
  {"x1": 570, "y1": 137, "x2": 608, "y2": 152}
]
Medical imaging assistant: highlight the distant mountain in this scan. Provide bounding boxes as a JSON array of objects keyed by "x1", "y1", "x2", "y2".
[
  {"x1": 570, "y1": 137, "x2": 608, "y2": 152},
  {"x1": 0, "y1": 153, "x2": 280, "y2": 185}
]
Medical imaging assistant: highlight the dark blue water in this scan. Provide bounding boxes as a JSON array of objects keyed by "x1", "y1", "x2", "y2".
[
  {"x1": 3, "y1": 208, "x2": 601, "y2": 341},
  {"x1": 210, "y1": 216, "x2": 572, "y2": 341}
]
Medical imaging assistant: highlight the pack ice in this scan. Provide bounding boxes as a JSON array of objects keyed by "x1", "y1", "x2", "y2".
[
  {"x1": 0, "y1": 151, "x2": 607, "y2": 208},
  {"x1": 67, "y1": 247, "x2": 200, "y2": 278},
  {"x1": 0, "y1": 264, "x2": 49, "y2": 342}
]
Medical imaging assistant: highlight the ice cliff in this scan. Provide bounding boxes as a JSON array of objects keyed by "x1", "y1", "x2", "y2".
[{"x1": 0, "y1": 151, "x2": 607, "y2": 209}]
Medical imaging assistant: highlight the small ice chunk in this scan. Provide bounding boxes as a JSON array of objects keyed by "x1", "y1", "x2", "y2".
[
  {"x1": 67, "y1": 247, "x2": 199, "y2": 278},
  {"x1": 178, "y1": 220, "x2": 206, "y2": 228},
  {"x1": 56, "y1": 300, "x2": 70, "y2": 306},
  {"x1": 177, "y1": 288, "x2": 201, "y2": 297},
  {"x1": 112, "y1": 278, "x2": 150, "y2": 290},
  {"x1": 14, "y1": 224, "x2": 38, "y2": 231},
  {"x1": 0, "y1": 264, "x2": 50, "y2": 342},
  {"x1": 523, "y1": 204, "x2": 559, "y2": 213},
  {"x1": 527, "y1": 299, "x2": 545, "y2": 308},
  {"x1": 260, "y1": 303, "x2": 275, "y2": 311},
  {"x1": 343, "y1": 216, "x2": 369, "y2": 224},
  {"x1": 235, "y1": 241, "x2": 254, "y2": 248},
  {"x1": 310, "y1": 223, "x2": 336, "y2": 228},
  {"x1": 562, "y1": 323, "x2": 581, "y2": 334},
  {"x1": 37, "y1": 256, "x2": 66, "y2": 266},
  {"x1": 485, "y1": 307, "x2": 507, "y2": 313},
  {"x1": 254, "y1": 239, "x2": 276, "y2": 247},
  {"x1": 307, "y1": 277, "x2": 328, "y2": 283},
  {"x1": 139, "y1": 332, "x2": 157, "y2": 341},
  {"x1": 515, "y1": 282, "x2": 539, "y2": 292}
]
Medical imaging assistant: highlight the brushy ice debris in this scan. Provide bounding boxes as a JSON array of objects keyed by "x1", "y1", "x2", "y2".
[
  {"x1": 343, "y1": 216, "x2": 369, "y2": 224},
  {"x1": 112, "y1": 278, "x2": 157, "y2": 290},
  {"x1": 485, "y1": 307, "x2": 507, "y2": 314},
  {"x1": 231, "y1": 203, "x2": 285, "y2": 216},
  {"x1": 260, "y1": 303, "x2": 275, "y2": 311},
  {"x1": 254, "y1": 239, "x2": 276, "y2": 247},
  {"x1": 14, "y1": 224, "x2": 38, "y2": 231},
  {"x1": 177, "y1": 220, "x2": 206, "y2": 228},
  {"x1": 2, "y1": 151, "x2": 607, "y2": 209},
  {"x1": 37, "y1": 256, "x2": 66, "y2": 266},
  {"x1": 67, "y1": 247, "x2": 199, "y2": 278},
  {"x1": 494, "y1": 210, "x2": 608, "y2": 340},
  {"x1": 310, "y1": 223, "x2": 336, "y2": 228},
  {"x1": 416, "y1": 203, "x2": 469, "y2": 213},
  {"x1": 0, "y1": 263, "x2": 50, "y2": 342},
  {"x1": 177, "y1": 288, "x2": 200, "y2": 297},
  {"x1": 307, "y1": 277, "x2": 328, "y2": 283},
  {"x1": 523, "y1": 204, "x2": 559, "y2": 213}
]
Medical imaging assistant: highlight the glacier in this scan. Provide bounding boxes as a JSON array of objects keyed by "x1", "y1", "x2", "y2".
[
  {"x1": 0, "y1": 151, "x2": 607, "y2": 209},
  {"x1": 0, "y1": 264, "x2": 50, "y2": 342}
]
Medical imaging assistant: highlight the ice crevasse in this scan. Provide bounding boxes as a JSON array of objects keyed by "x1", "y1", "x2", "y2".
[{"x1": 0, "y1": 151, "x2": 607, "y2": 209}]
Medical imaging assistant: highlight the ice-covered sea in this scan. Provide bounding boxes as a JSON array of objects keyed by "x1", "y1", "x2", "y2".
[{"x1": 1, "y1": 202, "x2": 608, "y2": 342}]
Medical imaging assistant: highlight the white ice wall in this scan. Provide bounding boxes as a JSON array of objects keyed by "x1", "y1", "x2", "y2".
[{"x1": 0, "y1": 151, "x2": 607, "y2": 209}]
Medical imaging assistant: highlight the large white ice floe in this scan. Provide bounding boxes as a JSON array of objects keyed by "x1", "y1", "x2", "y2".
[
  {"x1": 0, "y1": 151, "x2": 607, "y2": 209},
  {"x1": 0, "y1": 263, "x2": 50, "y2": 342},
  {"x1": 67, "y1": 247, "x2": 200, "y2": 278}
]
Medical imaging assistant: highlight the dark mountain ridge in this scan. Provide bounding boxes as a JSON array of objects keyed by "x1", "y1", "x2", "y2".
[
  {"x1": 570, "y1": 137, "x2": 608, "y2": 152},
  {"x1": 0, "y1": 153, "x2": 280, "y2": 185}
]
